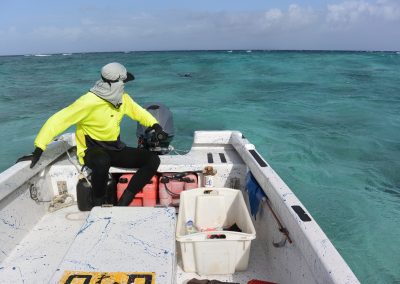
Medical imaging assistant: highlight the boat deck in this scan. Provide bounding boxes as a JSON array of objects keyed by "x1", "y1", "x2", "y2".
[
  {"x1": 0, "y1": 131, "x2": 361, "y2": 284},
  {"x1": 0, "y1": 205, "x2": 275, "y2": 284},
  {"x1": 0, "y1": 206, "x2": 89, "y2": 282}
]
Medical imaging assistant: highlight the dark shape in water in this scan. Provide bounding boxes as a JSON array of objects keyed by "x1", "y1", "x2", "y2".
[{"x1": 178, "y1": 73, "x2": 192, "y2": 78}]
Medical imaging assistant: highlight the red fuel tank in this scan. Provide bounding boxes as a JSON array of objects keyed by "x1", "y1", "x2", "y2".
[
  {"x1": 159, "y1": 173, "x2": 198, "y2": 206},
  {"x1": 117, "y1": 174, "x2": 158, "y2": 207}
]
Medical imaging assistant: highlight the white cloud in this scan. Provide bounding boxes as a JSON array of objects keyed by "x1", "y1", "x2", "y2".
[
  {"x1": 157, "y1": 6, "x2": 319, "y2": 37},
  {"x1": 255, "y1": 6, "x2": 318, "y2": 32},
  {"x1": 1, "y1": 0, "x2": 400, "y2": 55},
  {"x1": 287, "y1": 4, "x2": 317, "y2": 27},
  {"x1": 257, "y1": 9, "x2": 283, "y2": 30},
  {"x1": 265, "y1": 8, "x2": 284, "y2": 21},
  {"x1": 327, "y1": 0, "x2": 400, "y2": 25},
  {"x1": 31, "y1": 27, "x2": 82, "y2": 41}
]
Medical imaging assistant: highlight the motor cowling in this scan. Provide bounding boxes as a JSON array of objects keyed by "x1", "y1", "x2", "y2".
[{"x1": 137, "y1": 103, "x2": 174, "y2": 155}]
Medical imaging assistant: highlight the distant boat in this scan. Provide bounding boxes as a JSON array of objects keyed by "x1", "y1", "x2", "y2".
[
  {"x1": 34, "y1": 54, "x2": 52, "y2": 57},
  {"x1": 227, "y1": 50, "x2": 233, "y2": 53},
  {"x1": 246, "y1": 50, "x2": 252, "y2": 53}
]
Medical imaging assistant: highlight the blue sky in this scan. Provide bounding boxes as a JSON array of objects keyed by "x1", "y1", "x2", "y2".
[{"x1": 1, "y1": 0, "x2": 399, "y2": 55}]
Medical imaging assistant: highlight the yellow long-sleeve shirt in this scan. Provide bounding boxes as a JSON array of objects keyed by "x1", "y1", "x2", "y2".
[{"x1": 34, "y1": 92, "x2": 158, "y2": 164}]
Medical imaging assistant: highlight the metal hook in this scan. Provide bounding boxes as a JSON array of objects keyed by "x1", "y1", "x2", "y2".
[
  {"x1": 273, "y1": 237, "x2": 287, "y2": 248},
  {"x1": 273, "y1": 227, "x2": 291, "y2": 247}
]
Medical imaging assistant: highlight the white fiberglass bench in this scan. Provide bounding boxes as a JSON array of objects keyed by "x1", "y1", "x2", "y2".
[{"x1": 51, "y1": 207, "x2": 176, "y2": 283}]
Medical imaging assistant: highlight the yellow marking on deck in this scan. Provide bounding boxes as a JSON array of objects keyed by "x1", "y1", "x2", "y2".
[{"x1": 59, "y1": 271, "x2": 155, "y2": 284}]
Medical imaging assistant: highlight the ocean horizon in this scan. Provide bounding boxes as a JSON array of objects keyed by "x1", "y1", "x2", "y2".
[
  {"x1": 0, "y1": 50, "x2": 399, "y2": 283},
  {"x1": 1, "y1": 49, "x2": 400, "y2": 57}
]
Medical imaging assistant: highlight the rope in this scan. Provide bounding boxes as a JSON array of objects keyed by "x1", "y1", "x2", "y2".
[
  {"x1": 48, "y1": 193, "x2": 77, "y2": 213},
  {"x1": 65, "y1": 211, "x2": 88, "y2": 221},
  {"x1": 46, "y1": 138, "x2": 89, "y2": 213},
  {"x1": 64, "y1": 144, "x2": 91, "y2": 186},
  {"x1": 169, "y1": 144, "x2": 190, "y2": 155}
]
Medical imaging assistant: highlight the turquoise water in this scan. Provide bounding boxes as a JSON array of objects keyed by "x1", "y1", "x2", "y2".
[{"x1": 1, "y1": 51, "x2": 399, "y2": 283}]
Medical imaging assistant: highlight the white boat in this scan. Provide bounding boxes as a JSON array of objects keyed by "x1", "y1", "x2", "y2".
[{"x1": 0, "y1": 131, "x2": 360, "y2": 284}]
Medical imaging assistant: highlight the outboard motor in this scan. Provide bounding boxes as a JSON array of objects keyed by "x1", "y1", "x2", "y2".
[{"x1": 137, "y1": 103, "x2": 174, "y2": 155}]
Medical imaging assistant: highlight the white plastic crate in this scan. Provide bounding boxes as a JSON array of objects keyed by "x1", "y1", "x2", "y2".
[{"x1": 176, "y1": 187, "x2": 256, "y2": 275}]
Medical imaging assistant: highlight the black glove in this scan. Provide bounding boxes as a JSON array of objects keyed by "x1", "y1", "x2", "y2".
[
  {"x1": 30, "y1": 147, "x2": 43, "y2": 168},
  {"x1": 15, "y1": 147, "x2": 43, "y2": 168},
  {"x1": 146, "y1": 123, "x2": 168, "y2": 141}
]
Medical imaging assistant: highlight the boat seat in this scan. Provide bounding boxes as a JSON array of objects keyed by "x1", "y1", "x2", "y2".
[{"x1": 51, "y1": 207, "x2": 176, "y2": 283}]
